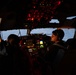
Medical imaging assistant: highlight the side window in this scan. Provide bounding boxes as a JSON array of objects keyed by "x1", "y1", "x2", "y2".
[{"x1": 62, "y1": 28, "x2": 75, "y2": 41}]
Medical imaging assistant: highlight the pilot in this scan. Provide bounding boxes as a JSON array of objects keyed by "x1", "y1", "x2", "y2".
[{"x1": 44, "y1": 29, "x2": 66, "y2": 75}]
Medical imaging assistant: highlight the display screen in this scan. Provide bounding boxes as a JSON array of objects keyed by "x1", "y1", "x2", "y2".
[
  {"x1": 39, "y1": 40, "x2": 44, "y2": 48},
  {"x1": 40, "y1": 40, "x2": 43, "y2": 44},
  {"x1": 40, "y1": 44, "x2": 44, "y2": 48},
  {"x1": 28, "y1": 48, "x2": 32, "y2": 52}
]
